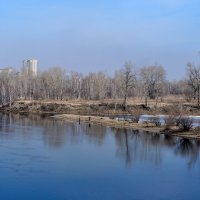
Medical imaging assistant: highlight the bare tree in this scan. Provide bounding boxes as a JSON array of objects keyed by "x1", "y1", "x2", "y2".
[
  {"x1": 0, "y1": 70, "x2": 17, "y2": 107},
  {"x1": 40, "y1": 67, "x2": 66, "y2": 100},
  {"x1": 81, "y1": 72, "x2": 110, "y2": 100},
  {"x1": 140, "y1": 65, "x2": 166, "y2": 106},
  {"x1": 115, "y1": 62, "x2": 137, "y2": 110},
  {"x1": 67, "y1": 72, "x2": 82, "y2": 99},
  {"x1": 187, "y1": 63, "x2": 200, "y2": 106},
  {"x1": 0, "y1": 61, "x2": 173, "y2": 106}
]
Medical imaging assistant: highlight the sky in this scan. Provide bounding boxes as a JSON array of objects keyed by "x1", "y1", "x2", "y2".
[{"x1": 0, "y1": 0, "x2": 199, "y2": 80}]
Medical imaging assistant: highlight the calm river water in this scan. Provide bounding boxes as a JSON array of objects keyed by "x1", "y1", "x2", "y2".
[{"x1": 0, "y1": 114, "x2": 200, "y2": 200}]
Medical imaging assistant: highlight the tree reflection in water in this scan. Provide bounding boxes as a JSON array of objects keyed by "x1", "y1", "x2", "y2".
[
  {"x1": 84, "y1": 124, "x2": 107, "y2": 145},
  {"x1": 163, "y1": 134, "x2": 177, "y2": 148},
  {"x1": 113, "y1": 128, "x2": 163, "y2": 167},
  {"x1": 113, "y1": 127, "x2": 200, "y2": 168},
  {"x1": 0, "y1": 113, "x2": 107, "y2": 148},
  {"x1": 0, "y1": 113, "x2": 14, "y2": 133},
  {"x1": 113, "y1": 128, "x2": 136, "y2": 166},
  {"x1": 0, "y1": 113, "x2": 200, "y2": 168},
  {"x1": 175, "y1": 138, "x2": 200, "y2": 168},
  {"x1": 42, "y1": 120, "x2": 66, "y2": 148}
]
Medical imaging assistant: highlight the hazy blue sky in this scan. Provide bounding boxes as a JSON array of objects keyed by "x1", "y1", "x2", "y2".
[{"x1": 0, "y1": 0, "x2": 199, "y2": 79}]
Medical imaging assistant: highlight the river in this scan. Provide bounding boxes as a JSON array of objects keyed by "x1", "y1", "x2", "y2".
[{"x1": 0, "y1": 114, "x2": 199, "y2": 200}]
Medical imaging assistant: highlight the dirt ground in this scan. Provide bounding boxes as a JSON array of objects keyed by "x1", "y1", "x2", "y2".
[
  {"x1": 52, "y1": 114, "x2": 200, "y2": 140},
  {"x1": 1, "y1": 95, "x2": 200, "y2": 116}
]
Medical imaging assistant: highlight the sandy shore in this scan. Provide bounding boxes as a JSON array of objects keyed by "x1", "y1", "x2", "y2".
[{"x1": 52, "y1": 114, "x2": 200, "y2": 140}]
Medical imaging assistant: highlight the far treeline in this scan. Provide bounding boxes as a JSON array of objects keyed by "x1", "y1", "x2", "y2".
[{"x1": 0, "y1": 62, "x2": 200, "y2": 108}]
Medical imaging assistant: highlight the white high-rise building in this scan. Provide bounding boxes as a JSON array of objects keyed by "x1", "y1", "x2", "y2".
[
  {"x1": 22, "y1": 59, "x2": 38, "y2": 76},
  {"x1": 0, "y1": 67, "x2": 14, "y2": 74}
]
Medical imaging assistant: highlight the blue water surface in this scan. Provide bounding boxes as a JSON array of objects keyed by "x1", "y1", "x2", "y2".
[{"x1": 0, "y1": 114, "x2": 199, "y2": 200}]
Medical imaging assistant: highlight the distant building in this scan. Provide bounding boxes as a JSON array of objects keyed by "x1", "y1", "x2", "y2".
[
  {"x1": 22, "y1": 59, "x2": 38, "y2": 76},
  {"x1": 0, "y1": 67, "x2": 14, "y2": 75}
]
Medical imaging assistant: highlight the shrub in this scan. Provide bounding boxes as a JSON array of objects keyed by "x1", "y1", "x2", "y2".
[
  {"x1": 151, "y1": 117, "x2": 161, "y2": 127},
  {"x1": 131, "y1": 115, "x2": 140, "y2": 123},
  {"x1": 129, "y1": 108, "x2": 141, "y2": 123},
  {"x1": 177, "y1": 116, "x2": 193, "y2": 131},
  {"x1": 164, "y1": 115, "x2": 176, "y2": 129},
  {"x1": 193, "y1": 127, "x2": 200, "y2": 135}
]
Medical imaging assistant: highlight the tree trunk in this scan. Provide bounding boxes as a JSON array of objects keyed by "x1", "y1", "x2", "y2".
[
  {"x1": 145, "y1": 96, "x2": 148, "y2": 107},
  {"x1": 198, "y1": 86, "x2": 200, "y2": 107},
  {"x1": 123, "y1": 94, "x2": 127, "y2": 111}
]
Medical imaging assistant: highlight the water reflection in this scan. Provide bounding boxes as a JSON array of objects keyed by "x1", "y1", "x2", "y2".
[
  {"x1": 112, "y1": 128, "x2": 141, "y2": 166},
  {"x1": 0, "y1": 113, "x2": 199, "y2": 168},
  {"x1": 163, "y1": 134, "x2": 177, "y2": 147},
  {"x1": 42, "y1": 120, "x2": 66, "y2": 148},
  {"x1": 175, "y1": 138, "x2": 200, "y2": 168},
  {"x1": 84, "y1": 124, "x2": 107, "y2": 145},
  {"x1": 0, "y1": 114, "x2": 14, "y2": 133}
]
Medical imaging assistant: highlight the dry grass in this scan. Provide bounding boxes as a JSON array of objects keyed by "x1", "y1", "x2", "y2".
[
  {"x1": 11, "y1": 95, "x2": 200, "y2": 116},
  {"x1": 52, "y1": 114, "x2": 200, "y2": 139},
  {"x1": 127, "y1": 95, "x2": 195, "y2": 106},
  {"x1": 17, "y1": 95, "x2": 197, "y2": 107}
]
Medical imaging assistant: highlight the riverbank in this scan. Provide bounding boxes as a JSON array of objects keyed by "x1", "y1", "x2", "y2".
[
  {"x1": 1, "y1": 100, "x2": 200, "y2": 139},
  {"x1": 1, "y1": 99, "x2": 200, "y2": 116},
  {"x1": 52, "y1": 114, "x2": 200, "y2": 140}
]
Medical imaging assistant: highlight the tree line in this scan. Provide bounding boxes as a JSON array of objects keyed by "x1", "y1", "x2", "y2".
[{"x1": 0, "y1": 61, "x2": 199, "y2": 107}]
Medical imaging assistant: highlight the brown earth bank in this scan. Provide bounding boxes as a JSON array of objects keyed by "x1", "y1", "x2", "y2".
[
  {"x1": 1, "y1": 98, "x2": 200, "y2": 116},
  {"x1": 52, "y1": 114, "x2": 200, "y2": 140}
]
